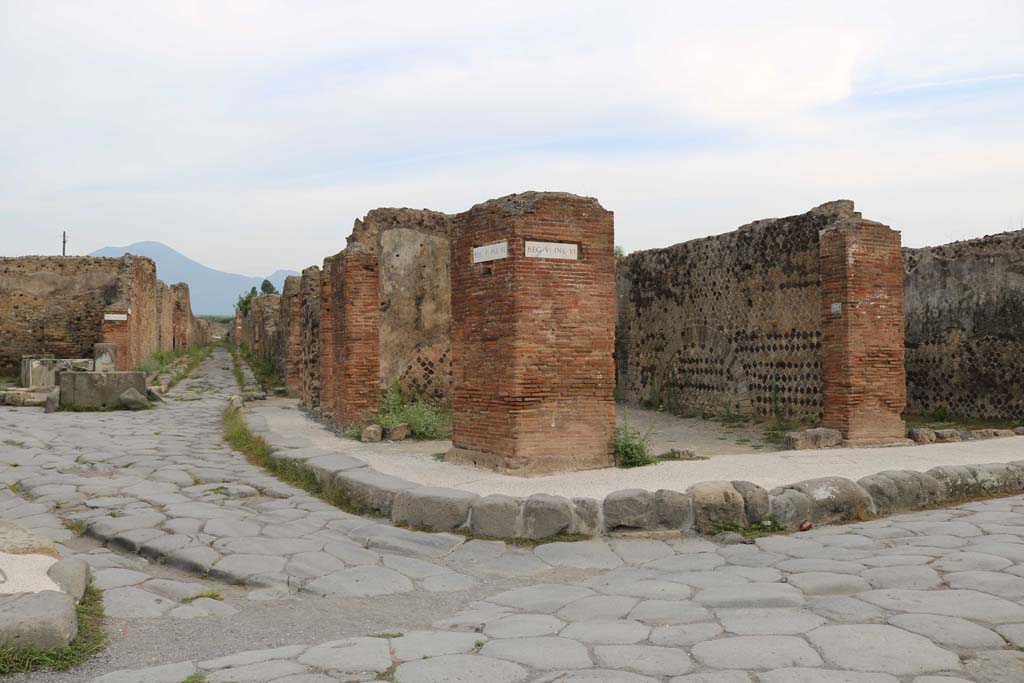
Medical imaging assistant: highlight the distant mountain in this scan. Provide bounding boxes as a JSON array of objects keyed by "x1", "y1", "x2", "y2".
[{"x1": 88, "y1": 241, "x2": 298, "y2": 315}]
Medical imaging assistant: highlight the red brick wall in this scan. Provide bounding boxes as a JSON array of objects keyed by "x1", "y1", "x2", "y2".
[
  {"x1": 820, "y1": 219, "x2": 906, "y2": 443},
  {"x1": 326, "y1": 246, "x2": 381, "y2": 426},
  {"x1": 449, "y1": 192, "x2": 616, "y2": 474}
]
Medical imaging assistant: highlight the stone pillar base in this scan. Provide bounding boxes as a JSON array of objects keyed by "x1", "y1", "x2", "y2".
[{"x1": 446, "y1": 447, "x2": 613, "y2": 477}]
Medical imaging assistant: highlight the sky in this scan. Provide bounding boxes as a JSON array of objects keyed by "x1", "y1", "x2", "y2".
[{"x1": 1, "y1": 1, "x2": 1023, "y2": 276}]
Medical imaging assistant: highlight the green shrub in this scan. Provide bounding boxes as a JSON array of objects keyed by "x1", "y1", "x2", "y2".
[
  {"x1": 614, "y1": 420, "x2": 655, "y2": 468},
  {"x1": 376, "y1": 383, "x2": 452, "y2": 440}
]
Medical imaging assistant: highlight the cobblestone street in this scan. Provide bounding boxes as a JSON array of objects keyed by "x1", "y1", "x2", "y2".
[{"x1": 2, "y1": 349, "x2": 1023, "y2": 682}]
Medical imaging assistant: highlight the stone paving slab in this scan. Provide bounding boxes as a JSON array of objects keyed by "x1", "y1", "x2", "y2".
[{"x1": 4, "y1": 350, "x2": 1024, "y2": 682}]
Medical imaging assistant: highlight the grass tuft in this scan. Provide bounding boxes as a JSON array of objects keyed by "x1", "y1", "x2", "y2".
[
  {"x1": 181, "y1": 589, "x2": 222, "y2": 604},
  {"x1": 713, "y1": 515, "x2": 785, "y2": 539},
  {"x1": 0, "y1": 584, "x2": 108, "y2": 673},
  {"x1": 222, "y1": 404, "x2": 381, "y2": 518},
  {"x1": 180, "y1": 674, "x2": 208, "y2": 683}
]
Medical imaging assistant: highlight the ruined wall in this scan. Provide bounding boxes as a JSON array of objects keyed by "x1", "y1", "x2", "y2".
[
  {"x1": 616, "y1": 202, "x2": 857, "y2": 420},
  {"x1": 904, "y1": 229, "x2": 1024, "y2": 419},
  {"x1": 0, "y1": 256, "x2": 121, "y2": 375},
  {"x1": 369, "y1": 209, "x2": 452, "y2": 402},
  {"x1": 240, "y1": 294, "x2": 281, "y2": 362},
  {"x1": 300, "y1": 266, "x2": 321, "y2": 409},
  {"x1": 171, "y1": 283, "x2": 194, "y2": 351},
  {"x1": 1, "y1": 255, "x2": 201, "y2": 374},
  {"x1": 278, "y1": 276, "x2": 302, "y2": 396}
]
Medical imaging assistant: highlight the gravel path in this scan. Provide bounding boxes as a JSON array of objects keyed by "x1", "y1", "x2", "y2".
[{"x1": 1, "y1": 349, "x2": 1023, "y2": 682}]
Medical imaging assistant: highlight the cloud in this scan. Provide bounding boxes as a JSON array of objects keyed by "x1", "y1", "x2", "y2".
[{"x1": 0, "y1": 1, "x2": 1021, "y2": 273}]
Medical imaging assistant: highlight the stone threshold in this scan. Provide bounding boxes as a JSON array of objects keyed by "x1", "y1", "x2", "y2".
[{"x1": 237, "y1": 397, "x2": 1024, "y2": 541}]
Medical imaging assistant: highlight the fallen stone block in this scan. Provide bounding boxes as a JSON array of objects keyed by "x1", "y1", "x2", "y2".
[
  {"x1": 907, "y1": 427, "x2": 936, "y2": 444},
  {"x1": 780, "y1": 477, "x2": 875, "y2": 524},
  {"x1": 0, "y1": 590, "x2": 78, "y2": 649},
  {"x1": 934, "y1": 429, "x2": 961, "y2": 443},
  {"x1": 603, "y1": 488, "x2": 655, "y2": 530},
  {"x1": 688, "y1": 481, "x2": 746, "y2": 533},
  {"x1": 522, "y1": 493, "x2": 574, "y2": 539},
  {"x1": 58, "y1": 371, "x2": 146, "y2": 410},
  {"x1": 470, "y1": 495, "x2": 522, "y2": 538},
  {"x1": 361, "y1": 424, "x2": 383, "y2": 442},
  {"x1": 784, "y1": 427, "x2": 843, "y2": 450},
  {"x1": 44, "y1": 388, "x2": 59, "y2": 414},
  {"x1": 387, "y1": 423, "x2": 411, "y2": 441},
  {"x1": 391, "y1": 487, "x2": 478, "y2": 531},
  {"x1": 120, "y1": 387, "x2": 150, "y2": 410}
]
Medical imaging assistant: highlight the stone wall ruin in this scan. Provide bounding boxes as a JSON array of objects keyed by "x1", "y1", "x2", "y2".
[
  {"x1": 0, "y1": 254, "x2": 207, "y2": 375},
  {"x1": 904, "y1": 229, "x2": 1024, "y2": 420}
]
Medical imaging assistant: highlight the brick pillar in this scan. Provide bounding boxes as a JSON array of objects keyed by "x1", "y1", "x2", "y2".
[
  {"x1": 448, "y1": 192, "x2": 616, "y2": 475},
  {"x1": 318, "y1": 255, "x2": 338, "y2": 420},
  {"x1": 334, "y1": 246, "x2": 381, "y2": 425},
  {"x1": 101, "y1": 311, "x2": 131, "y2": 371},
  {"x1": 820, "y1": 218, "x2": 906, "y2": 444}
]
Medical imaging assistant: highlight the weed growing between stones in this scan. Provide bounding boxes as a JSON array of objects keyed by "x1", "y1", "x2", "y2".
[
  {"x1": 375, "y1": 383, "x2": 452, "y2": 440},
  {"x1": 613, "y1": 419, "x2": 655, "y2": 467},
  {"x1": 7, "y1": 482, "x2": 22, "y2": 494},
  {"x1": 180, "y1": 590, "x2": 222, "y2": 604},
  {"x1": 222, "y1": 405, "x2": 382, "y2": 518},
  {"x1": 61, "y1": 518, "x2": 86, "y2": 536},
  {"x1": 0, "y1": 584, "x2": 107, "y2": 674},
  {"x1": 180, "y1": 674, "x2": 208, "y2": 683},
  {"x1": 714, "y1": 516, "x2": 786, "y2": 538},
  {"x1": 226, "y1": 343, "x2": 246, "y2": 391},
  {"x1": 2, "y1": 439, "x2": 26, "y2": 448},
  {"x1": 451, "y1": 528, "x2": 590, "y2": 547},
  {"x1": 238, "y1": 344, "x2": 280, "y2": 390}
]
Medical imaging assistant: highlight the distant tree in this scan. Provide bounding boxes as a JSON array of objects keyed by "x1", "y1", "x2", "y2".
[
  {"x1": 260, "y1": 279, "x2": 277, "y2": 294},
  {"x1": 237, "y1": 287, "x2": 258, "y2": 317}
]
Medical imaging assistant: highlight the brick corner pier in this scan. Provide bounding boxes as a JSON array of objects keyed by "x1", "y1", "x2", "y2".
[
  {"x1": 820, "y1": 216, "x2": 907, "y2": 445},
  {"x1": 447, "y1": 192, "x2": 616, "y2": 475}
]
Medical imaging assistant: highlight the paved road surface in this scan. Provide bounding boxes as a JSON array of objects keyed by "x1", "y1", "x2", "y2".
[{"x1": 1, "y1": 348, "x2": 1022, "y2": 682}]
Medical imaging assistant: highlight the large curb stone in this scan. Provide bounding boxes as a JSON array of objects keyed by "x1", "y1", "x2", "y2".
[
  {"x1": 780, "y1": 477, "x2": 876, "y2": 525},
  {"x1": 571, "y1": 498, "x2": 603, "y2": 536},
  {"x1": 522, "y1": 494, "x2": 574, "y2": 540},
  {"x1": 47, "y1": 558, "x2": 90, "y2": 602},
  {"x1": 604, "y1": 489, "x2": 655, "y2": 530},
  {"x1": 731, "y1": 481, "x2": 769, "y2": 524},
  {"x1": 687, "y1": 481, "x2": 746, "y2": 534},
  {"x1": 857, "y1": 470, "x2": 946, "y2": 516},
  {"x1": 0, "y1": 590, "x2": 78, "y2": 649},
  {"x1": 471, "y1": 495, "x2": 522, "y2": 538},
  {"x1": 332, "y1": 470, "x2": 419, "y2": 516},
  {"x1": 769, "y1": 489, "x2": 814, "y2": 531},
  {"x1": 654, "y1": 489, "x2": 693, "y2": 531},
  {"x1": 391, "y1": 487, "x2": 478, "y2": 532}
]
